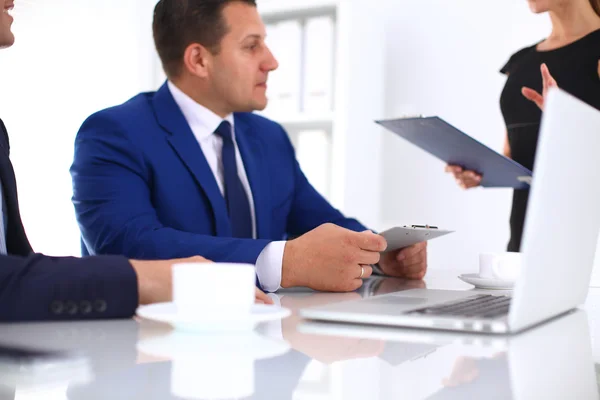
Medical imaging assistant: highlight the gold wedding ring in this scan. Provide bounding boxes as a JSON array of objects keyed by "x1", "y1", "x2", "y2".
[{"x1": 359, "y1": 266, "x2": 365, "y2": 279}]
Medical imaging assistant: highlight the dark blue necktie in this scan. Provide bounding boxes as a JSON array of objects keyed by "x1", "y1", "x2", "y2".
[{"x1": 214, "y1": 121, "x2": 253, "y2": 238}]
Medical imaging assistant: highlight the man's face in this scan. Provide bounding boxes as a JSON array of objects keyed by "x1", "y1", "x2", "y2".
[
  {"x1": 206, "y1": 2, "x2": 279, "y2": 113},
  {"x1": 0, "y1": 0, "x2": 14, "y2": 48}
]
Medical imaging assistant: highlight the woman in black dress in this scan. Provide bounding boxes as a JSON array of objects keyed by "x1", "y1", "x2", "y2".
[{"x1": 447, "y1": 0, "x2": 600, "y2": 252}]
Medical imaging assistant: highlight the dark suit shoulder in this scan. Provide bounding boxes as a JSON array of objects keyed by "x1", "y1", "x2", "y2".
[
  {"x1": 77, "y1": 92, "x2": 157, "y2": 139},
  {"x1": 0, "y1": 118, "x2": 10, "y2": 152},
  {"x1": 84, "y1": 92, "x2": 155, "y2": 122}
]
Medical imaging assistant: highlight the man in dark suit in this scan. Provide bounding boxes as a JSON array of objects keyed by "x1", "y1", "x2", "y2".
[
  {"x1": 0, "y1": 0, "x2": 272, "y2": 321},
  {"x1": 70, "y1": 0, "x2": 428, "y2": 293},
  {"x1": 0, "y1": 112, "x2": 214, "y2": 321}
]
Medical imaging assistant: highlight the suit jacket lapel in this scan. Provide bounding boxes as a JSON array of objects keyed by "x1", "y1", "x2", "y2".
[
  {"x1": 234, "y1": 115, "x2": 271, "y2": 239},
  {"x1": 152, "y1": 83, "x2": 232, "y2": 237}
]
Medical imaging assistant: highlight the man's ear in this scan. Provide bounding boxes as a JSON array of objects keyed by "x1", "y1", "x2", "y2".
[{"x1": 182, "y1": 43, "x2": 211, "y2": 78}]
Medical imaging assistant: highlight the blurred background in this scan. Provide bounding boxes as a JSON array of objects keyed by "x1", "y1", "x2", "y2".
[{"x1": 2, "y1": 0, "x2": 595, "y2": 279}]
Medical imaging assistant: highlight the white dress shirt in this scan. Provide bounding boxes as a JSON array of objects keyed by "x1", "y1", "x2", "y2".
[{"x1": 168, "y1": 81, "x2": 285, "y2": 292}]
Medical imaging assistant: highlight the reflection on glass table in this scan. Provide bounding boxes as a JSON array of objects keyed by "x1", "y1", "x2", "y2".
[{"x1": 297, "y1": 310, "x2": 598, "y2": 399}]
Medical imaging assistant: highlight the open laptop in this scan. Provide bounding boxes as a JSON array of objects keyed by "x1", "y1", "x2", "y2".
[{"x1": 300, "y1": 87, "x2": 600, "y2": 334}]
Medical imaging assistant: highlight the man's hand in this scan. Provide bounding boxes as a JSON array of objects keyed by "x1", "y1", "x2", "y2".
[
  {"x1": 130, "y1": 256, "x2": 210, "y2": 305},
  {"x1": 254, "y1": 288, "x2": 274, "y2": 305},
  {"x1": 378, "y1": 241, "x2": 428, "y2": 280},
  {"x1": 281, "y1": 224, "x2": 386, "y2": 292}
]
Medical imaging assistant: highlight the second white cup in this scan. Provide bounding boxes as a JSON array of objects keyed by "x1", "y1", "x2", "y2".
[{"x1": 479, "y1": 252, "x2": 522, "y2": 282}]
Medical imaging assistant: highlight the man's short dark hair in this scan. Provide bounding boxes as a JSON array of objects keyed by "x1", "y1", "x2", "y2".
[{"x1": 153, "y1": 0, "x2": 257, "y2": 78}]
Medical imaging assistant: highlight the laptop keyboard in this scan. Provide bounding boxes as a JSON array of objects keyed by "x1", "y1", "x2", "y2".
[{"x1": 408, "y1": 294, "x2": 512, "y2": 319}]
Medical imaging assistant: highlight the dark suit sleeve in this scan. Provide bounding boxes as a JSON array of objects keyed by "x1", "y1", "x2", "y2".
[
  {"x1": 278, "y1": 127, "x2": 367, "y2": 236},
  {"x1": 71, "y1": 114, "x2": 270, "y2": 263},
  {"x1": 0, "y1": 253, "x2": 138, "y2": 321}
]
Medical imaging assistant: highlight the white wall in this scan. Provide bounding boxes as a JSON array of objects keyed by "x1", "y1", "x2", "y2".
[
  {"x1": 4, "y1": 0, "x2": 598, "y2": 279},
  {"x1": 377, "y1": 0, "x2": 551, "y2": 271},
  {"x1": 0, "y1": 0, "x2": 159, "y2": 256}
]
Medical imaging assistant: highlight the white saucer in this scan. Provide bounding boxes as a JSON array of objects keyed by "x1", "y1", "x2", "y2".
[
  {"x1": 458, "y1": 273, "x2": 515, "y2": 290},
  {"x1": 136, "y1": 302, "x2": 291, "y2": 332}
]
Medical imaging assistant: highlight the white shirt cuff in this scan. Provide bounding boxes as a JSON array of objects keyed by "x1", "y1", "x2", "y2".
[{"x1": 255, "y1": 241, "x2": 286, "y2": 292}]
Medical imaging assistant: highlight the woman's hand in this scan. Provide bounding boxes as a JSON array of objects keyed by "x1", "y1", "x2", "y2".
[
  {"x1": 445, "y1": 165, "x2": 482, "y2": 189},
  {"x1": 522, "y1": 60, "x2": 600, "y2": 110},
  {"x1": 521, "y1": 63, "x2": 558, "y2": 111}
]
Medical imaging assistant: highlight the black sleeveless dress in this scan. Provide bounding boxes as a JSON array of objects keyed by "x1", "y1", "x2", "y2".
[{"x1": 499, "y1": 29, "x2": 600, "y2": 251}]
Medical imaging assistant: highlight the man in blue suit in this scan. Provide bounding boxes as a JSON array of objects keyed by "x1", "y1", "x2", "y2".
[
  {"x1": 71, "y1": 0, "x2": 428, "y2": 293},
  {"x1": 0, "y1": 0, "x2": 271, "y2": 321}
]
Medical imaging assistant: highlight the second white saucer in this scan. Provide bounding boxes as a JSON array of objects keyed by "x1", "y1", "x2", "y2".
[{"x1": 458, "y1": 273, "x2": 515, "y2": 290}]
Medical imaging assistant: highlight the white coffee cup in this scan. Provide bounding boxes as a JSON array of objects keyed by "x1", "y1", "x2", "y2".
[
  {"x1": 172, "y1": 262, "x2": 256, "y2": 317},
  {"x1": 479, "y1": 252, "x2": 522, "y2": 282}
]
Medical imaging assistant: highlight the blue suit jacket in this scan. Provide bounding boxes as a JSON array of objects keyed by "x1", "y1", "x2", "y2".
[
  {"x1": 0, "y1": 119, "x2": 138, "y2": 321},
  {"x1": 71, "y1": 83, "x2": 365, "y2": 271}
]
